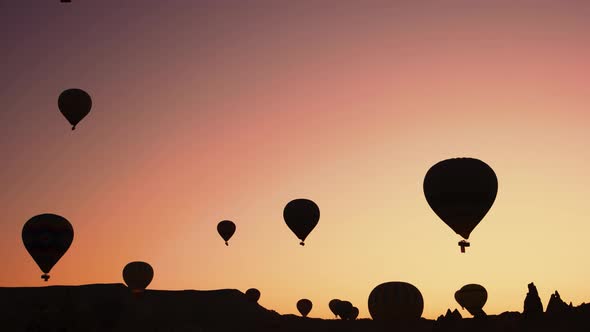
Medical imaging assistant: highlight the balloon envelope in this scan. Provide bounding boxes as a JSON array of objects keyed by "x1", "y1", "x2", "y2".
[
  {"x1": 368, "y1": 281, "x2": 424, "y2": 322},
  {"x1": 297, "y1": 299, "x2": 313, "y2": 317},
  {"x1": 245, "y1": 288, "x2": 261, "y2": 303},
  {"x1": 22, "y1": 214, "x2": 74, "y2": 281},
  {"x1": 283, "y1": 199, "x2": 320, "y2": 245},
  {"x1": 423, "y1": 158, "x2": 498, "y2": 240},
  {"x1": 455, "y1": 284, "x2": 487, "y2": 313},
  {"x1": 338, "y1": 301, "x2": 354, "y2": 320},
  {"x1": 123, "y1": 261, "x2": 154, "y2": 293},
  {"x1": 217, "y1": 220, "x2": 236, "y2": 245},
  {"x1": 58, "y1": 88, "x2": 92, "y2": 130},
  {"x1": 329, "y1": 299, "x2": 342, "y2": 317}
]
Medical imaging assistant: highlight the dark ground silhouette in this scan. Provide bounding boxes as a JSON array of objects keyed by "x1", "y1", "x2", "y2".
[{"x1": 0, "y1": 283, "x2": 587, "y2": 332}]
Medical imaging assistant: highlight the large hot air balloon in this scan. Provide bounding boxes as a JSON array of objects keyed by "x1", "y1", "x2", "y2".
[
  {"x1": 329, "y1": 299, "x2": 342, "y2": 318},
  {"x1": 455, "y1": 284, "x2": 487, "y2": 318},
  {"x1": 297, "y1": 299, "x2": 313, "y2": 317},
  {"x1": 423, "y1": 158, "x2": 498, "y2": 252},
  {"x1": 245, "y1": 288, "x2": 261, "y2": 303},
  {"x1": 123, "y1": 261, "x2": 154, "y2": 296},
  {"x1": 283, "y1": 198, "x2": 319, "y2": 246},
  {"x1": 217, "y1": 220, "x2": 236, "y2": 246},
  {"x1": 22, "y1": 214, "x2": 74, "y2": 282},
  {"x1": 368, "y1": 281, "x2": 424, "y2": 322},
  {"x1": 58, "y1": 88, "x2": 92, "y2": 130}
]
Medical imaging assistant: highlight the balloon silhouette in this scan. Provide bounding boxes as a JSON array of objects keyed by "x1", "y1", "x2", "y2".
[
  {"x1": 217, "y1": 220, "x2": 236, "y2": 246},
  {"x1": 245, "y1": 288, "x2": 261, "y2": 303},
  {"x1": 368, "y1": 281, "x2": 424, "y2": 322},
  {"x1": 283, "y1": 198, "x2": 320, "y2": 246},
  {"x1": 123, "y1": 261, "x2": 154, "y2": 296},
  {"x1": 351, "y1": 307, "x2": 359, "y2": 320},
  {"x1": 455, "y1": 284, "x2": 488, "y2": 318},
  {"x1": 58, "y1": 88, "x2": 92, "y2": 130},
  {"x1": 329, "y1": 299, "x2": 342, "y2": 318},
  {"x1": 297, "y1": 299, "x2": 313, "y2": 317},
  {"x1": 423, "y1": 158, "x2": 498, "y2": 252},
  {"x1": 22, "y1": 214, "x2": 74, "y2": 282},
  {"x1": 338, "y1": 301, "x2": 354, "y2": 320}
]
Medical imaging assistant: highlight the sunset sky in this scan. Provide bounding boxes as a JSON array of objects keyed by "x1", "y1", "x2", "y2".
[{"x1": 2, "y1": 0, "x2": 590, "y2": 319}]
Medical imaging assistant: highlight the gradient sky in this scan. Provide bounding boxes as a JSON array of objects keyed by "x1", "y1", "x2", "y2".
[{"x1": 2, "y1": 0, "x2": 590, "y2": 319}]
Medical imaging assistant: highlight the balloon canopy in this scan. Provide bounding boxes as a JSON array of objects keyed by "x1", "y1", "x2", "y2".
[
  {"x1": 58, "y1": 88, "x2": 92, "y2": 130},
  {"x1": 123, "y1": 261, "x2": 154, "y2": 295},
  {"x1": 22, "y1": 214, "x2": 74, "y2": 281},
  {"x1": 368, "y1": 281, "x2": 424, "y2": 322},
  {"x1": 329, "y1": 299, "x2": 342, "y2": 318},
  {"x1": 283, "y1": 198, "x2": 320, "y2": 246},
  {"x1": 297, "y1": 299, "x2": 313, "y2": 317},
  {"x1": 338, "y1": 301, "x2": 355, "y2": 320},
  {"x1": 455, "y1": 284, "x2": 488, "y2": 317},
  {"x1": 245, "y1": 288, "x2": 261, "y2": 303},
  {"x1": 424, "y1": 158, "x2": 498, "y2": 252},
  {"x1": 217, "y1": 220, "x2": 236, "y2": 246}
]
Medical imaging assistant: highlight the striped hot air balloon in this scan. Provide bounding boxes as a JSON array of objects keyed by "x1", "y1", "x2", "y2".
[{"x1": 368, "y1": 281, "x2": 424, "y2": 322}]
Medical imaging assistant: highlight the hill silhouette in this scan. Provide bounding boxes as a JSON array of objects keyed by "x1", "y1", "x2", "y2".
[{"x1": 0, "y1": 284, "x2": 588, "y2": 331}]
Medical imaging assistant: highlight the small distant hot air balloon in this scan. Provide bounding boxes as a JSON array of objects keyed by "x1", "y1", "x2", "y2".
[
  {"x1": 455, "y1": 284, "x2": 488, "y2": 318},
  {"x1": 329, "y1": 299, "x2": 342, "y2": 318},
  {"x1": 123, "y1": 261, "x2": 153, "y2": 296},
  {"x1": 22, "y1": 214, "x2": 74, "y2": 282},
  {"x1": 58, "y1": 88, "x2": 92, "y2": 130},
  {"x1": 297, "y1": 299, "x2": 313, "y2": 317},
  {"x1": 423, "y1": 158, "x2": 498, "y2": 253},
  {"x1": 338, "y1": 301, "x2": 354, "y2": 320},
  {"x1": 368, "y1": 281, "x2": 424, "y2": 322},
  {"x1": 217, "y1": 220, "x2": 236, "y2": 246},
  {"x1": 283, "y1": 198, "x2": 320, "y2": 246},
  {"x1": 245, "y1": 288, "x2": 261, "y2": 303}
]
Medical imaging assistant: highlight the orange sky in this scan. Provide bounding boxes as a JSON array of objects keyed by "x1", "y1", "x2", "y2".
[{"x1": 1, "y1": 0, "x2": 590, "y2": 319}]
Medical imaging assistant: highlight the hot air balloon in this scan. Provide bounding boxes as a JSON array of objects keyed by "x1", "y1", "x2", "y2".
[
  {"x1": 217, "y1": 220, "x2": 236, "y2": 246},
  {"x1": 22, "y1": 214, "x2": 74, "y2": 281},
  {"x1": 455, "y1": 284, "x2": 487, "y2": 318},
  {"x1": 351, "y1": 307, "x2": 359, "y2": 320},
  {"x1": 245, "y1": 288, "x2": 261, "y2": 303},
  {"x1": 58, "y1": 88, "x2": 92, "y2": 130},
  {"x1": 368, "y1": 281, "x2": 424, "y2": 322},
  {"x1": 423, "y1": 158, "x2": 498, "y2": 252},
  {"x1": 123, "y1": 261, "x2": 153, "y2": 296},
  {"x1": 338, "y1": 301, "x2": 354, "y2": 320},
  {"x1": 329, "y1": 299, "x2": 342, "y2": 318},
  {"x1": 283, "y1": 198, "x2": 319, "y2": 246},
  {"x1": 297, "y1": 299, "x2": 312, "y2": 317}
]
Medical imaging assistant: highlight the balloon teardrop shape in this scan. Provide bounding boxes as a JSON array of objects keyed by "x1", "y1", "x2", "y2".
[
  {"x1": 58, "y1": 88, "x2": 92, "y2": 130},
  {"x1": 217, "y1": 220, "x2": 236, "y2": 246},
  {"x1": 22, "y1": 214, "x2": 74, "y2": 282},
  {"x1": 424, "y1": 158, "x2": 498, "y2": 252},
  {"x1": 297, "y1": 299, "x2": 313, "y2": 317},
  {"x1": 283, "y1": 199, "x2": 320, "y2": 246},
  {"x1": 123, "y1": 261, "x2": 154, "y2": 297}
]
